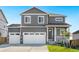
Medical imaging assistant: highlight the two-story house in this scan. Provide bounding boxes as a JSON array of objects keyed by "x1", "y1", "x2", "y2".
[
  {"x1": 0, "y1": 9, "x2": 8, "y2": 37},
  {"x1": 8, "y1": 7, "x2": 70, "y2": 44}
]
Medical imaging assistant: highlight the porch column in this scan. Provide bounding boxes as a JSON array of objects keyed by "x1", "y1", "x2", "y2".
[
  {"x1": 47, "y1": 27, "x2": 48, "y2": 43},
  {"x1": 54, "y1": 27, "x2": 56, "y2": 41}
]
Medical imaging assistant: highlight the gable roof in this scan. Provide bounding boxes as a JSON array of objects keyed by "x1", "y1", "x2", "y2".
[
  {"x1": 73, "y1": 30, "x2": 79, "y2": 34},
  {"x1": 0, "y1": 9, "x2": 8, "y2": 23},
  {"x1": 21, "y1": 7, "x2": 47, "y2": 14}
]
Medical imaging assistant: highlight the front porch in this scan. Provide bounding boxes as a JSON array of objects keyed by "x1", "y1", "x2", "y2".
[{"x1": 46, "y1": 25, "x2": 70, "y2": 44}]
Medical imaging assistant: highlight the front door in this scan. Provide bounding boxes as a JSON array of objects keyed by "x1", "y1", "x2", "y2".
[{"x1": 48, "y1": 28, "x2": 54, "y2": 41}]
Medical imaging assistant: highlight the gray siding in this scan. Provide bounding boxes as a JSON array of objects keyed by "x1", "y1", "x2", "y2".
[
  {"x1": 8, "y1": 28, "x2": 20, "y2": 32},
  {"x1": 21, "y1": 27, "x2": 47, "y2": 32},
  {"x1": 21, "y1": 15, "x2": 48, "y2": 26},
  {"x1": 48, "y1": 16, "x2": 65, "y2": 24},
  {"x1": 73, "y1": 34, "x2": 79, "y2": 40}
]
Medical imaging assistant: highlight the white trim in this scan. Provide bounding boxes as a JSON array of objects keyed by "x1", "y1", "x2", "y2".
[
  {"x1": 8, "y1": 26, "x2": 46, "y2": 28},
  {"x1": 38, "y1": 16, "x2": 44, "y2": 24},
  {"x1": 47, "y1": 15, "x2": 48, "y2": 24},
  {"x1": 21, "y1": 13, "x2": 47, "y2": 15},
  {"x1": 55, "y1": 17, "x2": 63, "y2": 22},
  {"x1": 52, "y1": 28, "x2": 53, "y2": 40},
  {"x1": 8, "y1": 27, "x2": 20, "y2": 28},
  {"x1": 47, "y1": 27, "x2": 48, "y2": 42},
  {"x1": 9, "y1": 32, "x2": 20, "y2": 35},
  {"x1": 24, "y1": 16, "x2": 31, "y2": 24},
  {"x1": 21, "y1": 26, "x2": 46, "y2": 28},
  {"x1": 8, "y1": 25, "x2": 69, "y2": 28},
  {"x1": 54, "y1": 27, "x2": 56, "y2": 41},
  {"x1": 46, "y1": 25, "x2": 69, "y2": 27},
  {"x1": 20, "y1": 24, "x2": 21, "y2": 40}
]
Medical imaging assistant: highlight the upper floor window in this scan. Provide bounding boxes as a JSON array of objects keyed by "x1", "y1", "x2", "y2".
[
  {"x1": 38, "y1": 16, "x2": 44, "y2": 24},
  {"x1": 55, "y1": 17, "x2": 63, "y2": 22},
  {"x1": 24, "y1": 16, "x2": 31, "y2": 24}
]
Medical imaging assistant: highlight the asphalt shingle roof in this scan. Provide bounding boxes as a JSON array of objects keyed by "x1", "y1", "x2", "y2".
[
  {"x1": 8, "y1": 24, "x2": 20, "y2": 27},
  {"x1": 49, "y1": 13, "x2": 66, "y2": 17},
  {"x1": 73, "y1": 30, "x2": 79, "y2": 34},
  {"x1": 21, "y1": 7, "x2": 47, "y2": 14},
  {"x1": 48, "y1": 23, "x2": 70, "y2": 25},
  {"x1": 21, "y1": 7, "x2": 66, "y2": 17}
]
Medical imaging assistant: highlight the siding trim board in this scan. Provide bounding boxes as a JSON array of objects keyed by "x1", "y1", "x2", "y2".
[
  {"x1": 8, "y1": 27, "x2": 20, "y2": 28},
  {"x1": 46, "y1": 25, "x2": 69, "y2": 27},
  {"x1": 21, "y1": 26, "x2": 46, "y2": 28},
  {"x1": 21, "y1": 14, "x2": 48, "y2": 15}
]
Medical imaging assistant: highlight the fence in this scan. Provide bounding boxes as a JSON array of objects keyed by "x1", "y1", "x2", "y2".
[
  {"x1": 0, "y1": 37, "x2": 7, "y2": 44},
  {"x1": 70, "y1": 40, "x2": 79, "y2": 47}
]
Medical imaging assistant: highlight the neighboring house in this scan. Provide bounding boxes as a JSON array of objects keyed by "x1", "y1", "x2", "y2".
[
  {"x1": 0, "y1": 9, "x2": 8, "y2": 37},
  {"x1": 8, "y1": 7, "x2": 70, "y2": 44},
  {"x1": 72, "y1": 30, "x2": 79, "y2": 40}
]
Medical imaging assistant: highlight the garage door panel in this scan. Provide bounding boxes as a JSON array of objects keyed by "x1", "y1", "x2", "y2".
[
  {"x1": 23, "y1": 32, "x2": 46, "y2": 44},
  {"x1": 9, "y1": 32, "x2": 20, "y2": 44}
]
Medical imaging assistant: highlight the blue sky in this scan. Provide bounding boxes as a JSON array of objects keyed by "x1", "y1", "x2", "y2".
[{"x1": 0, "y1": 6, "x2": 79, "y2": 33}]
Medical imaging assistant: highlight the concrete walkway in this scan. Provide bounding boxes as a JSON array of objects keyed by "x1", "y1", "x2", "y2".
[{"x1": 0, "y1": 44, "x2": 48, "y2": 52}]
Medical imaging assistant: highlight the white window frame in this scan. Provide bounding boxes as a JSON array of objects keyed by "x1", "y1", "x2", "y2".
[
  {"x1": 38, "y1": 16, "x2": 44, "y2": 24},
  {"x1": 24, "y1": 16, "x2": 31, "y2": 24},
  {"x1": 55, "y1": 17, "x2": 63, "y2": 22}
]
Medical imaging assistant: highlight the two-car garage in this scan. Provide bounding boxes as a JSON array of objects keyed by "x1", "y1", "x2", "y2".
[
  {"x1": 23, "y1": 32, "x2": 46, "y2": 44},
  {"x1": 9, "y1": 32, "x2": 46, "y2": 44}
]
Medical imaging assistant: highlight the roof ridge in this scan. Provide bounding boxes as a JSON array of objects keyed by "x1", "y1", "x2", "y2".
[{"x1": 21, "y1": 7, "x2": 47, "y2": 14}]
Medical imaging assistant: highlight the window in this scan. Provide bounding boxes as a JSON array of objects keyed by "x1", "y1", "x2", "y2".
[
  {"x1": 35, "y1": 33, "x2": 39, "y2": 35},
  {"x1": 24, "y1": 33, "x2": 29, "y2": 35},
  {"x1": 30, "y1": 32, "x2": 34, "y2": 35},
  {"x1": 56, "y1": 28, "x2": 65, "y2": 36},
  {"x1": 56, "y1": 28, "x2": 60, "y2": 36},
  {"x1": 10, "y1": 34, "x2": 14, "y2": 35},
  {"x1": 24, "y1": 16, "x2": 31, "y2": 24},
  {"x1": 55, "y1": 17, "x2": 63, "y2": 22},
  {"x1": 40, "y1": 33, "x2": 44, "y2": 35},
  {"x1": 38, "y1": 16, "x2": 44, "y2": 24},
  {"x1": 16, "y1": 33, "x2": 20, "y2": 35}
]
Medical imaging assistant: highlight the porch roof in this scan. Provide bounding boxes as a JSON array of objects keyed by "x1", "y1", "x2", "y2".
[
  {"x1": 46, "y1": 23, "x2": 70, "y2": 27},
  {"x1": 8, "y1": 24, "x2": 20, "y2": 28}
]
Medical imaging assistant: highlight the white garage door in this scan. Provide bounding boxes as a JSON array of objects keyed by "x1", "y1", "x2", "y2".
[
  {"x1": 23, "y1": 32, "x2": 46, "y2": 44},
  {"x1": 9, "y1": 32, "x2": 20, "y2": 44}
]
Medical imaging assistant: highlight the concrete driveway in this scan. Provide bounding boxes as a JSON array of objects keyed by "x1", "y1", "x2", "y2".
[{"x1": 0, "y1": 44, "x2": 48, "y2": 52}]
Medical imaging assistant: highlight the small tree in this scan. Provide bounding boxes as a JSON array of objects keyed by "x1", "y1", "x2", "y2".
[
  {"x1": 61, "y1": 31, "x2": 70, "y2": 47},
  {"x1": 62, "y1": 31, "x2": 70, "y2": 39}
]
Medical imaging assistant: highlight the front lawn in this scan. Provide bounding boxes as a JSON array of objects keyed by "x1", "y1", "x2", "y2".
[{"x1": 48, "y1": 45, "x2": 79, "y2": 52}]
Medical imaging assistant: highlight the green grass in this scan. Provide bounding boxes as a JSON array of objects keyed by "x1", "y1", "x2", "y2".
[{"x1": 48, "y1": 45, "x2": 79, "y2": 52}]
